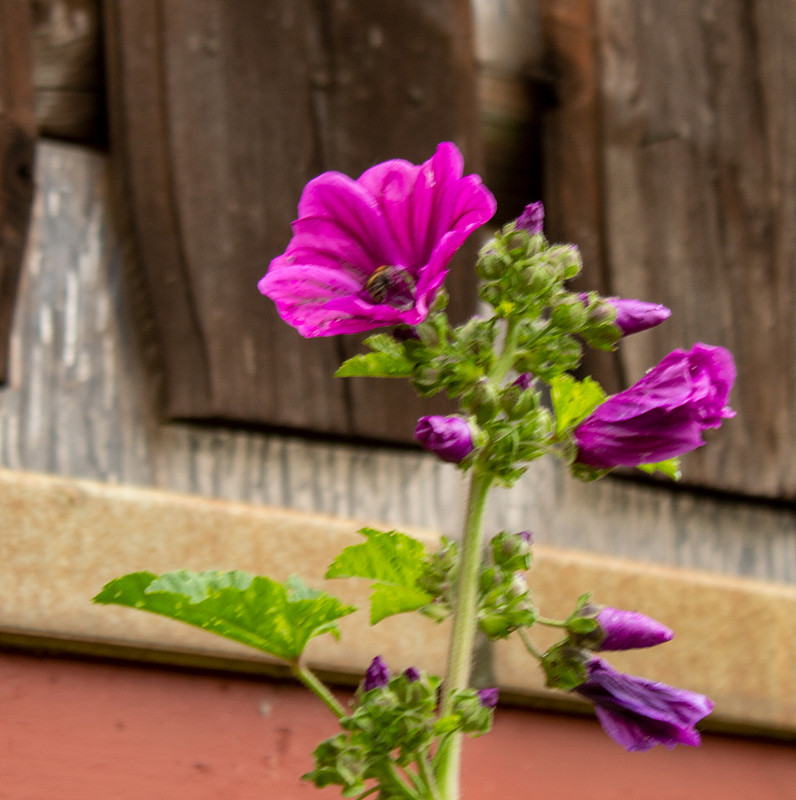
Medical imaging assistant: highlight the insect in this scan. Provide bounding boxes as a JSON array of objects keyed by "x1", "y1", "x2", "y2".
[
  {"x1": 364, "y1": 265, "x2": 394, "y2": 304},
  {"x1": 362, "y1": 265, "x2": 416, "y2": 309}
]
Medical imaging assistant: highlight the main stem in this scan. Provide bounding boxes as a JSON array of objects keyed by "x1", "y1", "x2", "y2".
[{"x1": 436, "y1": 468, "x2": 493, "y2": 800}]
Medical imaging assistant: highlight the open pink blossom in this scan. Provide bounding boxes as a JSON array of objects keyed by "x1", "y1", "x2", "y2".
[{"x1": 258, "y1": 143, "x2": 496, "y2": 337}]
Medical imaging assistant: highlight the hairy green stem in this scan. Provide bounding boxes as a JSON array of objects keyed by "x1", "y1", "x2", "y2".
[
  {"x1": 490, "y1": 317, "x2": 521, "y2": 384},
  {"x1": 519, "y1": 629, "x2": 544, "y2": 662},
  {"x1": 291, "y1": 661, "x2": 346, "y2": 719},
  {"x1": 417, "y1": 749, "x2": 442, "y2": 800},
  {"x1": 436, "y1": 468, "x2": 493, "y2": 800}
]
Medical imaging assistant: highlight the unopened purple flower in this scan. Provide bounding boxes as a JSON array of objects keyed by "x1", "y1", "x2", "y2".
[
  {"x1": 363, "y1": 655, "x2": 390, "y2": 691},
  {"x1": 415, "y1": 415, "x2": 474, "y2": 463},
  {"x1": 579, "y1": 294, "x2": 671, "y2": 336},
  {"x1": 404, "y1": 667, "x2": 421, "y2": 683},
  {"x1": 575, "y1": 343, "x2": 736, "y2": 469},
  {"x1": 477, "y1": 688, "x2": 499, "y2": 708},
  {"x1": 518, "y1": 530, "x2": 533, "y2": 544},
  {"x1": 258, "y1": 143, "x2": 496, "y2": 337},
  {"x1": 516, "y1": 201, "x2": 545, "y2": 235},
  {"x1": 576, "y1": 658, "x2": 713, "y2": 752},
  {"x1": 512, "y1": 373, "x2": 534, "y2": 391},
  {"x1": 597, "y1": 607, "x2": 673, "y2": 651}
]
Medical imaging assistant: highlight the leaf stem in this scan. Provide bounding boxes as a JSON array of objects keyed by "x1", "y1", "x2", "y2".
[
  {"x1": 291, "y1": 661, "x2": 346, "y2": 719},
  {"x1": 436, "y1": 468, "x2": 493, "y2": 800},
  {"x1": 536, "y1": 615, "x2": 568, "y2": 628},
  {"x1": 519, "y1": 629, "x2": 544, "y2": 662},
  {"x1": 489, "y1": 317, "x2": 520, "y2": 384}
]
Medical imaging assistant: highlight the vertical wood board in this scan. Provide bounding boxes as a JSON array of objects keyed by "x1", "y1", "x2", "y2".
[
  {"x1": 542, "y1": 0, "x2": 796, "y2": 500},
  {"x1": 103, "y1": 0, "x2": 484, "y2": 442},
  {"x1": 0, "y1": 0, "x2": 36, "y2": 384}
]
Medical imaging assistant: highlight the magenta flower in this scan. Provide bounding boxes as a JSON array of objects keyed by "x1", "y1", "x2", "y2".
[
  {"x1": 415, "y1": 415, "x2": 474, "y2": 463},
  {"x1": 579, "y1": 294, "x2": 671, "y2": 336},
  {"x1": 403, "y1": 666, "x2": 421, "y2": 683},
  {"x1": 515, "y1": 201, "x2": 545, "y2": 234},
  {"x1": 597, "y1": 607, "x2": 674, "y2": 651},
  {"x1": 576, "y1": 659, "x2": 713, "y2": 752},
  {"x1": 363, "y1": 655, "x2": 390, "y2": 691},
  {"x1": 258, "y1": 143, "x2": 496, "y2": 337},
  {"x1": 574, "y1": 343, "x2": 736, "y2": 469}
]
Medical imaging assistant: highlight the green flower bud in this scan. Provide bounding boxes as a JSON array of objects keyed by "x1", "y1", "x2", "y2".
[
  {"x1": 476, "y1": 250, "x2": 508, "y2": 280},
  {"x1": 551, "y1": 295, "x2": 589, "y2": 331}
]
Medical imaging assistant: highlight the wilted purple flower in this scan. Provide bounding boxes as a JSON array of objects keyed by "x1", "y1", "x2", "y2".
[
  {"x1": 415, "y1": 415, "x2": 474, "y2": 463},
  {"x1": 363, "y1": 655, "x2": 390, "y2": 691},
  {"x1": 404, "y1": 667, "x2": 421, "y2": 683},
  {"x1": 574, "y1": 343, "x2": 736, "y2": 469},
  {"x1": 576, "y1": 658, "x2": 713, "y2": 752},
  {"x1": 597, "y1": 607, "x2": 674, "y2": 651},
  {"x1": 477, "y1": 688, "x2": 499, "y2": 708},
  {"x1": 579, "y1": 294, "x2": 671, "y2": 336},
  {"x1": 258, "y1": 142, "x2": 496, "y2": 337},
  {"x1": 516, "y1": 201, "x2": 545, "y2": 234}
]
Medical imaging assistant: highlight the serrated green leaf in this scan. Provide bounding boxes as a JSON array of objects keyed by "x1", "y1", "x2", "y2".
[
  {"x1": 636, "y1": 457, "x2": 682, "y2": 481},
  {"x1": 94, "y1": 570, "x2": 356, "y2": 662},
  {"x1": 550, "y1": 374, "x2": 607, "y2": 436},
  {"x1": 325, "y1": 528, "x2": 433, "y2": 624},
  {"x1": 335, "y1": 351, "x2": 414, "y2": 378}
]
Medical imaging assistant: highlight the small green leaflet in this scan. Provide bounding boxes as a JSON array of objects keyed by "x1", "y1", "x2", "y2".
[
  {"x1": 550, "y1": 374, "x2": 607, "y2": 436},
  {"x1": 325, "y1": 528, "x2": 433, "y2": 625},
  {"x1": 335, "y1": 334, "x2": 415, "y2": 378},
  {"x1": 636, "y1": 457, "x2": 682, "y2": 481},
  {"x1": 93, "y1": 570, "x2": 356, "y2": 663}
]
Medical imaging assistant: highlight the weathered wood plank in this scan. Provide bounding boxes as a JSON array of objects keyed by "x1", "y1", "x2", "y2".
[
  {"x1": 31, "y1": 0, "x2": 105, "y2": 145},
  {"x1": 1, "y1": 141, "x2": 794, "y2": 586},
  {"x1": 102, "y1": 0, "x2": 484, "y2": 443},
  {"x1": 593, "y1": 0, "x2": 796, "y2": 499},
  {"x1": 0, "y1": 0, "x2": 36, "y2": 385}
]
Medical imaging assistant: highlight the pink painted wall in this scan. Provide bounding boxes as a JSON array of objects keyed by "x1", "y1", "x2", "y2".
[{"x1": 2, "y1": 651, "x2": 794, "y2": 799}]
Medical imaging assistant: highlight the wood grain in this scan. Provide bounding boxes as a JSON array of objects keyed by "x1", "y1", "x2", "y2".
[
  {"x1": 0, "y1": 0, "x2": 36, "y2": 385},
  {"x1": 31, "y1": 0, "x2": 105, "y2": 145},
  {"x1": 540, "y1": 0, "x2": 796, "y2": 500},
  {"x1": 102, "y1": 0, "x2": 484, "y2": 443},
  {"x1": 1, "y1": 141, "x2": 793, "y2": 586}
]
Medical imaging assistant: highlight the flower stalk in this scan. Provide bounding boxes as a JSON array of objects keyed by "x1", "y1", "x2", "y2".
[{"x1": 436, "y1": 468, "x2": 493, "y2": 800}]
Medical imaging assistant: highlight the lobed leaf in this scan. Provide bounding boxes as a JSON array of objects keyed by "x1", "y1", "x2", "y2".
[
  {"x1": 93, "y1": 570, "x2": 356, "y2": 662},
  {"x1": 550, "y1": 374, "x2": 607, "y2": 436},
  {"x1": 326, "y1": 528, "x2": 433, "y2": 624}
]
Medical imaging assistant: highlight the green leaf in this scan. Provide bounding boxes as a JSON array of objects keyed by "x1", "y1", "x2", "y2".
[
  {"x1": 636, "y1": 457, "x2": 682, "y2": 481},
  {"x1": 335, "y1": 334, "x2": 415, "y2": 378},
  {"x1": 550, "y1": 374, "x2": 607, "y2": 436},
  {"x1": 326, "y1": 528, "x2": 433, "y2": 624},
  {"x1": 93, "y1": 570, "x2": 356, "y2": 662}
]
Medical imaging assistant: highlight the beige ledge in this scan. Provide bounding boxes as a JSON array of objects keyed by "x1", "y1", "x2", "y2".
[{"x1": 1, "y1": 468, "x2": 794, "y2": 738}]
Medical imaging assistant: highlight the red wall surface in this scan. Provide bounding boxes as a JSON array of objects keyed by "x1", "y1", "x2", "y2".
[{"x1": 2, "y1": 651, "x2": 794, "y2": 800}]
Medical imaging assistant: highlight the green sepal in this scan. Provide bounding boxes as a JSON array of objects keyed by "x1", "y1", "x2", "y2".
[
  {"x1": 93, "y1": 570, "x2": 356, "y2": 662},
  {"x1": 541, "y1": 642, "x2": 590, "y2": 691},
  {"x1": 325, "y1": 528, "x2": 433, "y2": 624},
  {"x1": 550, "y1": 374, "x2": 607, "y2": 437},
  {"x1": 335, "y1": 334, "x2": 415, "y2": 378},
  {"x1": 636, "y1": 456, "x2": 682, "y2": 481}
]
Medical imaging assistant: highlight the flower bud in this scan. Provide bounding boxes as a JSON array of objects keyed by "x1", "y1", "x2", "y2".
[
  {"x1": 363, "y1": 655, "x2": 390, "y2": 691},
  {"x1": 415, "y1": 415, "x2": 474, "y2": 463},
  {"x1": 404, "y1": 666, "x2": 421, "y2": 683},
  {"x1": 596, "y1": 607, "x2": 674, "y2": 651},
  {"x1": 515, "y1": 201, "x2": 545, "y2": 235},
  {"x1": 477, "y1": 688, "x2": 500, "y2": 708},
  {"x1": 552, "y1": 296, "x2": 589, "y2": 331},
  {"x1": 580, "y1": 293, "x2": 671, "y2": 336}
]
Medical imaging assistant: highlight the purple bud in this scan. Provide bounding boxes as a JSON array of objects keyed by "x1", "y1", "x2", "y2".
[
  {"x1": 415, "y1": 415, "x2": 474, "y2": 463},
  {"x1": 597, "y1": 607, "x2": 674, "y2": 651},
  {"x1": 363, "y1": 655, "x2": 390, "y2": 691},
  {"x1": 580, "y1": 293, "x2": 671, "y2": 336},
  {"x1": 516, "y1": 201, "x2": 545, "y2": 235},
  {"x1": 477, "y1": 688, "x2": 499, "y2": 708},
  {"x1": 404, "y1": 667, "x2": 421, "y2": 683},
  {"x1": 518, "y1": 531, "x2": 533, "y2": 544},
  {"x1": 512, "y1": 373, "x2": 534, "y2": 391}
]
